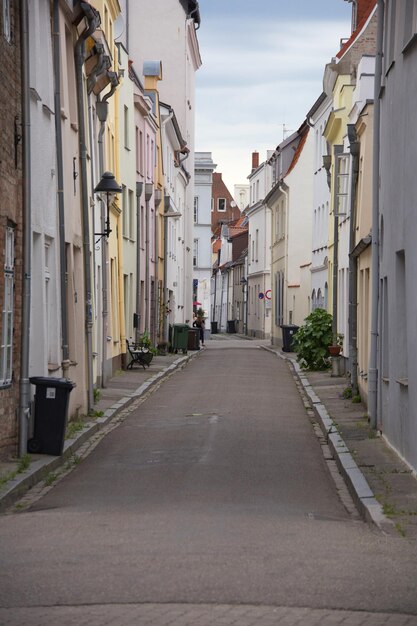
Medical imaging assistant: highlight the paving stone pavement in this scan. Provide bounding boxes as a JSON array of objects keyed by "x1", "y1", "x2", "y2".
[
  {"x1": 263, "y1": 346, "x2": 417, "y2": 540},
  {"x1": 1, "y1": 604, "x2": 417, "y2": 626}
]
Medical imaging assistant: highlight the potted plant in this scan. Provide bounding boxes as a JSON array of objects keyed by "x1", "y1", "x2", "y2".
[
  {"x1": 137, "y1": 331, "x2": 155, "y2": 365},
  {"x1": 195, "y1": 307, "x2": 205, "y2": 320},
  {"x1": 328, "y1": 333, "x2": 344, "y2": 357}
]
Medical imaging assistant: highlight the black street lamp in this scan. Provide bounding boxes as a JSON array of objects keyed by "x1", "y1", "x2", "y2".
[{"x1": 94, "y1": 171, "x2": 122, "y2": 241}]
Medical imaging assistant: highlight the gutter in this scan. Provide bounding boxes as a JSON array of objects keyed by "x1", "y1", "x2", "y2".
[
  {"x1": 52, "y1": 0, "x2": 70, "y2": 381},
  {"x1": 347, "y1": 125, "x2": 360, "y2": 396},
  {"x1": 18, "y1": 0, "x2": 31, "y2": 457},
  {"x1": 74, "y1": 2, "x2": 101, "y2": 413},
  {"x1": 368, "y1": 0, "x2": 384, "y2": 429}
]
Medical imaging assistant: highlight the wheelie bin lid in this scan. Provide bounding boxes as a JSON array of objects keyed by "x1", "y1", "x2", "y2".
[{"x1": 29, "y1": 376, "x2": 76, "y2": 389}]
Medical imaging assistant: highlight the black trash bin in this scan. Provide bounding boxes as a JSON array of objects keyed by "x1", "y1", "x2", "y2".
[
  {"x1": 281, "y1": 325, "x2": 299, "y2": 352},
  {"x1": 28, "y1": 377, "x2": 76, "y2": 455},
  {"x1": 210, "y1": 321, "x2": 218, "y2": 334},
  {"x1": 227, "y1": 320, "x2": 236, "y2": 333},
  {"x1": 187, "y1": 328, "x2": 200, "y2": 350}
]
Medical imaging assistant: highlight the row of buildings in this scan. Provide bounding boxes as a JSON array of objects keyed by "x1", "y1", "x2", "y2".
[
  {"x1": 0, "y1": 0, "x2": 204, "y2": 456},
  {"x1": 211, "y1": 0, "x2": 417, "y2": 474}
]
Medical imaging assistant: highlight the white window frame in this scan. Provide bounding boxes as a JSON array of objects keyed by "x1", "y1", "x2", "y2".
[
  {"x1": 194, "y1": 196, "x2": 199, "y2": 223},
  {"x1": 3, "y1": 0, "x2": 11, "y2": 43},
  {"x1": 193, "y1": 238, "x2": 198, "y2": 267},
  {"x1": 0, "y1": 226, "x2": 14, "y2": 386},
  {"x1": 217, "y1": 198, "x2": 226, "y2": 212}
]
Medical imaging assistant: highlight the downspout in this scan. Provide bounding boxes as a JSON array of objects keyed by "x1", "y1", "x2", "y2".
[
  {"x1": 75, "y1": 4, "x2": 101, "y2": 413},
  {"x1": 19, "y1": 0, "x2": 31, "y2": 457},
  {"x1": 332, "y1": 145, "x2": 343, "y2": 341},
  {"x1": 163, "y1": 198, "x2": 169, "y2": 344},
  {"x1": 278, "y1": 183, "x2": 289, "y2": 323},
  {"x1": 369, "y1": 0, "x2": 384, "y2": 429},
  {"x1": 97, "y1": 74, "x2": 119, "y2": 384},
  {"x1": 53, "y1": 0, "x2": 70, "y2": 379},
  {"x1": 347, "y1": 126, "x2": 360, "y2": 396},
  {"x1": 160, "y1": 112, "x2": 173, "y2": 345},
  {"x1": 144, "y1": 184, "x2": 153, "y2": 333},
  {"x1": 135, "y1": 182, "x2": 143, "y2": 344},
  {"x1": 96, "y1": 99, "x2": 108, "y2": 384}
]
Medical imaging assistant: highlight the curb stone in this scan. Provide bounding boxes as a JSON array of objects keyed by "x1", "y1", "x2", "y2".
[
  {"x1": 261, "y1": 345, "x2": 394, "y2": 533},
  {"x1": 0, "y1": 351, "x2": 199, "y2": 514}
]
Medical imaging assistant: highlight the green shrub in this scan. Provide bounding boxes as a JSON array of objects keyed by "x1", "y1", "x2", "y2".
[{"x1": 292, "y1": 308, "x2": 333, "y2": 370}]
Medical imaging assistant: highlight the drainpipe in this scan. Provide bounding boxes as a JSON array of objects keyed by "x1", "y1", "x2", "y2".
[
  {"x1": 96, "y1": 99, "x2": 108, "y2": 385},
  {"x1": 18, "y1": 0, "x2": 31, "y2": 457},
  {"x1": 369, "y1": 0, "x2": 384, "y2": 429},
  {"x1": 347, "y1": 125, "x2": 360, "y2": 396},
  {"x1": 278, "y1": 183, "x2": 289, "y2": 322},
  {"x1": 135, "y1": 182, "x2": 143, "y2": 344},
  {"x1": 52, "y1": 0, "x2": 70, "y2": 380},
  {"x1": 332, "y1": 145, "x2": 343, "y2": 341},
  {"x1": 96, "y1": 75, "x2": 119, "y2": 384},
  {"x1": 144, "y1": 184, "x2": 153, "y2": 333},
  {"x1": 75, "y1": 3, "x2": 101, "y2": 413}
]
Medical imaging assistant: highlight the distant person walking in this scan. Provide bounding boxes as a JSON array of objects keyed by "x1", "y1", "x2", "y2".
[{"x1": 193, "y1": 315, "x2": 205, "y2": 345}]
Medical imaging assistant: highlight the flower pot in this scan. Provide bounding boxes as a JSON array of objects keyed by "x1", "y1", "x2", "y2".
[{"x1": 328, "y1": 345, "x2": 342, "y2": 357}]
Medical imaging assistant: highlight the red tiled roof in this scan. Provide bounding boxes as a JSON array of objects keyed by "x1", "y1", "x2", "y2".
[
  {"x1": 336, "y1": 0, "x2": 376, "y2": 59},
  {"x1": 213, "y1": 239, "x2": 221, "y2": 253},
  {"x1": 285, "y1": 127, "x2": 309, "y2": 177}
]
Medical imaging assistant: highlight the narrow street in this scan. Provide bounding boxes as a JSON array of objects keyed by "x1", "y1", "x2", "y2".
[{"x1": 1, "y1": 338, "x2": 417, "y2": 625}]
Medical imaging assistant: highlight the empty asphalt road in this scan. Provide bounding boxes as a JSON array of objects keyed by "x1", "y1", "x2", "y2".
[{"x1": 1, "y1": 338, "x2": 417, "y2": 625}]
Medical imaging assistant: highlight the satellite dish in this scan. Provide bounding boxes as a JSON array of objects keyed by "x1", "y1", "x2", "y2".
[{"x1": 114, "y1": 14, "x2": 125, "y2": 40}]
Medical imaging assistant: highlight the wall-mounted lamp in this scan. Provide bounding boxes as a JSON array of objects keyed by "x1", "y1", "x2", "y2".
[
  {"x1": 94, "y1": 171, "x2": 122, "y2": 241},
  {"x1": 322, "y1": 154, "x2": 332, "y2": 190}
]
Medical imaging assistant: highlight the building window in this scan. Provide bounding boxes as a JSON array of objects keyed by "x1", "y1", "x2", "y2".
[
  {"x1": 122, "y1": 185, "x2": 128, "y2": 238},
  {"x1": 0, "y1": 226, "x2": 14, "y2": 386},
  {"x1": 403, "y1": 0, "x2": 417, "y2": 50},
  {"x1": 129, "y1": 189, "x2": 135, "y2": 240},
  {"x1": 2, "y1": 0, "x2": 11, "y2": 42},
  {"x1": 124, "y1": 105, "x2": 129, "y2": 149},
  {"x1": 194, "y1": 196, "x2": 199, "y2": 223},
  {"x1": 217, "y1": 198, "x2": 226, "y2": 212},
  {"x1": 193, "y1": 239, "x2": 198, "y2": 267},
  {"x1": 211, "y1": 198, "x2": 214, "y2": 212}
]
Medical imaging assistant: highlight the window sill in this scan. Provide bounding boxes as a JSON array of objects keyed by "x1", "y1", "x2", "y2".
[
  {"x1": 402, "y1": 33, "x2": 417, "y2": 55},
  {"x1": 396, "y1": 378, "x2": 409, "y2": 387}
]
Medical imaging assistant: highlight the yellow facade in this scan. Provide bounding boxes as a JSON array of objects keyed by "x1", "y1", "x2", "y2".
[{"x1": 323, "y1": 74, "x2": 354, "y2": 318}]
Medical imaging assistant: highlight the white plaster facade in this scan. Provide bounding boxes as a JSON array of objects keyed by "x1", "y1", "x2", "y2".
[
  {"x1": 246, "y1": 155, "x2": 273, "y2": 338},
  {"x1": 308, "y1": 94, "x2": 331, "y2": 313},
  {"x1": 234, "y1": 184, "x2": 250, "y2": 212},
  {"x1": 194, "y1": 152, "x2": 216, "y2": 328},
  {"x1": 378, "y1": 1, "x2": 417, "y2": 471},
  {"x1": 160, "y1": 102, "x2": 189, "y2": 334},
  {"x1": 282, "y1": 128, "x2": 314, "y2": 327},
  {"x1": 128, "y1": 0, "x2": 202, "y2": 324}
]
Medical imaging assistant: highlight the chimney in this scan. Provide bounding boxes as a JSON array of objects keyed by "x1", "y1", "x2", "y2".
[{"x1": 252, "y1": 151, "x2": 259, "y2": 171}]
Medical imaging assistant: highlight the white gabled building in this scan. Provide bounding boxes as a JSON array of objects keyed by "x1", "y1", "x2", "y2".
[
  {"x1": 246, "y1": 151, "x2": 273, "y2": 338},
  {"x1": 194, "y1": 152, "x2": 216, "y2": 327},
  {"x1": 128, "y1": 0, "x2": 202, "y2": 324},
  {"x1": 160, "y1": 101, "x2": 190, "y2": 337},
  {"x1": 307, "y1": 93, "x2": 332, "y2": 313}
]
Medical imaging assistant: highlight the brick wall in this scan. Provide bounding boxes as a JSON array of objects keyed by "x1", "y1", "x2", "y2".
[
  {"x1": 211, "y1": 172, "x2": 240, "y2": 233},
  {"x1": 0, "y1": 1, "x2": 23, "y2": 454}
]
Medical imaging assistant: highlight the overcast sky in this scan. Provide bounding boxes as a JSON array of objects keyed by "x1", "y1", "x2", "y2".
[{"x1": 195, "y1": 0, "x2": 352, "y2": 194}]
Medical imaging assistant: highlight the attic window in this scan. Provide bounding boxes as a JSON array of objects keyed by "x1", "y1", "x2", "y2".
[{"x1": 217, "y1": 198, "x2": 226, "y2": 212}]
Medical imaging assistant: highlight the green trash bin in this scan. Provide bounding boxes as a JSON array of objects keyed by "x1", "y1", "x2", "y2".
[{"x1": 172, "y1": 323, "x2": 189, "y2": 353}]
